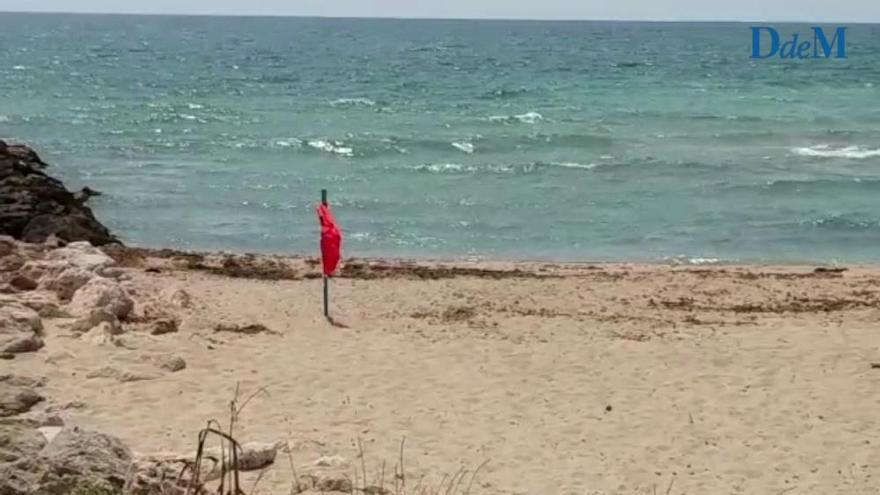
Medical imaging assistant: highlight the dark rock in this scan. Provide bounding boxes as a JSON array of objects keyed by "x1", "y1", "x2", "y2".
[
  {"x1": 9, "y1": 275, "x2": 38, "y2": 291},
  {"x1": 0, "y1": 140, "x2": 119, "y2": 246},
  {"x1": 149, "y1": 318, "x2": 179, "y2": 336}
]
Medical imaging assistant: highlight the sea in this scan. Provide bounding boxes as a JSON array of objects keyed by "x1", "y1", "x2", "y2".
[{"x1": 2, "y1": 13, "x2": 880, "y2": 263}]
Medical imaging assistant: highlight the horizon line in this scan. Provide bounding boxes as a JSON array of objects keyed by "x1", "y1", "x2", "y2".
[{"x1": 0, "y1": 10, "x2": 876, "y2": 24}]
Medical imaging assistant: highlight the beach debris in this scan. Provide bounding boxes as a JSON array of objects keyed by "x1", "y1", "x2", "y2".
[
  {"x1": 69, "y1": 276, "x2": 134, "y2": 319},
  {"x1": 814, "y1": 267, "x2": 848, "y2": 275},
  {"x1": 871, "y1": 363, "x2": 880, "y2": 370},
  {"x1": 214, "y1": 323, "x2": 279, "y2": 335}
]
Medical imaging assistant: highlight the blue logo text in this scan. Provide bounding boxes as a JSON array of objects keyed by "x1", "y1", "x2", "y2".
[{"x1": 750, "y1": 26, "x2": 847, "y2": 59}]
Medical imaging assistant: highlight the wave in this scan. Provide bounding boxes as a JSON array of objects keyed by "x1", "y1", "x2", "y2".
[
  {"x1": 409, "y1": 161, "x2": 599, "y2": 175},
  {"x1": 451, "y1": 142, "x2": 474, "y2": 154},
  {"x1": 330, "y1": 98, "x2": 376, "y2": 107},
  {"x1": 800, "y1": 214, "x2": 880, "y2": 231},
  {"x1": 479, "y1": 87, "x2": 529, "y2": 100},
  {"x1": 792, "y1": 145, "x2": 880, "y2": 159},
  {"x1": 488, "y1": 111, "x2": 544, "y2": 124},
  {"x1": 412, "y1": 163, "x2": 477, "y2": 174},
  {"x1": 307, "y1": 139, "x2": 353, "y2": 157}
]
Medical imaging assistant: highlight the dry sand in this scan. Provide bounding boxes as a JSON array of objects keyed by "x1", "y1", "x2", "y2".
[{"x1": 8, "y1": 250, "x2": 880, "y2": 494}]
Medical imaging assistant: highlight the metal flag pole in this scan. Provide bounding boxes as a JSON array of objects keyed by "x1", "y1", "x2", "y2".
[{"x1": 321, "y1": 189, "x2": 329, "y2": 319}]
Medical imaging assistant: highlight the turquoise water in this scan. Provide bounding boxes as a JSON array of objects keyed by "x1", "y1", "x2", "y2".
[{"x1": 2, "y1": 13, "x2": 880, "y2": 262}]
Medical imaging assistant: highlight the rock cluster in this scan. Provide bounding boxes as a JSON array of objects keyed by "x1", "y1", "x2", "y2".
[
  {"x1": 0, "y1": 139, "x2": 118, "y2": 245},
  {"x1": 1, "y1": 239, "x2": 136, "y2": 354}
]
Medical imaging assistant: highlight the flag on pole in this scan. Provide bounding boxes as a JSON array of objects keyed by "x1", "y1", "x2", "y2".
[{"x1": 316, "y1": 202, "x2": 342, "y2": 276}]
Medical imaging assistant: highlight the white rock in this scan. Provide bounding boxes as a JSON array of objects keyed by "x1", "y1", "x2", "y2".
[
  {"x1": 45, "y1": 242, "x2": 115, "y2": 271},
  {"x1": 69, "y1": 277, "x2": 134, "y2": 319},
  {"x1": 41, "y1": 265, "x2": 95, "y2": 301},
  {"x1": 71, "y1": 308, "x2": 121, "y2": 335},
  {"x1": 82, "y1": 322, "x2": 122, "y2": 347},
  {"x1": 314, "y1": 455, "x2": 347, "y2": 468},
  {"x1": 165, "y1": 288, "x2": 192, "y2": 309},
  {"x1": 38, "y1": 426, "x2": 64, "y2": 444}
]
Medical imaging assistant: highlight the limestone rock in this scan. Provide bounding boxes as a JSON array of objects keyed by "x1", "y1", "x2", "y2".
[
  {"x1": 45, "y1": 242, "x2": 115, "y2": 271},
  {"x1": 86, "y1": 366, "x2": 160, "y2": 383},
  {"x1": 40, "y1": 265, "x2": 95, "y2": 301},
  {"x1": 149, "y1": 318, "x2": 179, "y2": 335},
  {"x1": 0, "y1": 302, "x2": 44, "y2": 354},
  {"x1": 165, "y1": 288, "x2": 192, "y2": 308},
  {"x1": 69, "y1": 276, "x2": 134, "y2": 319},
  {"x1": 0, "y1": 420, "x2": 47, "y2": 462},
  {"x1": 36, "y1": 426, "x2": 134, "y2": 494},
  {"x1": 0, "y1": 253, "x2": 24, "y2": 272},
  {"x1": 0, "y1": 377, "x2": 44, "y2": 417},
  {"x1": 82, "y1": 322, "x2": 122, "y2": 347},
  {"x1": 156, "y1": 355, "x2": 186, "y2": 373},
  {"x1": 71, "y1": 307, "x2": 121, "y2": 335}
]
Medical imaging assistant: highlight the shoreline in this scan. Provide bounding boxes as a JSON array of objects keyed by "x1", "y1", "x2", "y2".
[{"x1": 108, "y1": 242, "x2": 864, "y2": 272}]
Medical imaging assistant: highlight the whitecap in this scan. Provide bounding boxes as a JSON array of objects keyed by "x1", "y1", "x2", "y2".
[
  {"x1": 792, "y1": 144, "x2": 880, "y2": 159},
  {"x1": 413, "y1": 163, "x2": 475, "y2": 173},
  {"x1": 187, "y1": 103, "x2": 204, "y2": 110},
  {"x1": 548, "y1": 162, "x2": 597, "y2": 170},
  {"x1": 12, "y1": 65, "x2": 26, "y2": 71},
  {"x1": 330, "y1": 98, "x2": 376, "y2": 107},
  {"x1": 488, "y1": 111, "x2": 544, "y2": 124},
  {"x1": 451, "y1": 142, "x2": 474, "y2": 154},
  {"x1": 273, "y1": 138, "x2": 302, "y2": 148},
  {"x1": 0, "y1": 115, "x2": 9, "y2": 123},
  {"x1": 308, "y1": 139, "x2": 353, "y2": 157}
]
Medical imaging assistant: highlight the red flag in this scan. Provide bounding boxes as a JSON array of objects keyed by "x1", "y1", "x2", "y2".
[{"x1": 316, "y1": 202, "x2": 342, "y2": 276}]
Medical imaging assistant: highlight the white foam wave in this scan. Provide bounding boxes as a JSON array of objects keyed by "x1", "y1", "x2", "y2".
[
  {"x1": 792, "y1": 144, "x2": 880, "y2": 159},
  {"x1": 0, "y1": 115, "x2": 9, "y2": 123},
  {"x1": 451, "y1": 142, "x2": 474, "y2": 154},
  {"x1": 187, "y1": 103, "x2": 204, "y2": 110},
  {"x1": 273, "y1": 138, "x2": 302, "y2": 148},
  {"x1": 308, "y1": 139, "x2": 353, "y2": 157},
  {"x1": 413, "y1": 163, "x2": 476, "y2": 173},
  {"x1": 330, "y1": 98, "x2": 376, "y2": 107},
  {"x1": 489, "y1": 111, "x2": 544, "y2": 124},
  {"x1": 548, "y1": 162, "x2": 597, "y2": 170}
]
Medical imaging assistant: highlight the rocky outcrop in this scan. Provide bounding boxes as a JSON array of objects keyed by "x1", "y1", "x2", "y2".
[
  {"x1": 0, "y1": 140, "x2": 118, "y2": 245},
  {"x1": 0, "y1": 426, "x2": 134, "y2": 495}
]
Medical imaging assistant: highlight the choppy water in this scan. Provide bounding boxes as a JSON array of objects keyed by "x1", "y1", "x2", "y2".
[{"x1": 2, "y1": 13, "x2": 880, "y2": 262}]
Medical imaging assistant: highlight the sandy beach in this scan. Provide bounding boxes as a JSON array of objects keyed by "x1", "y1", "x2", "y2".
[{"x1": 6, "y1": 246, "x2": 880, "y2": 494}]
